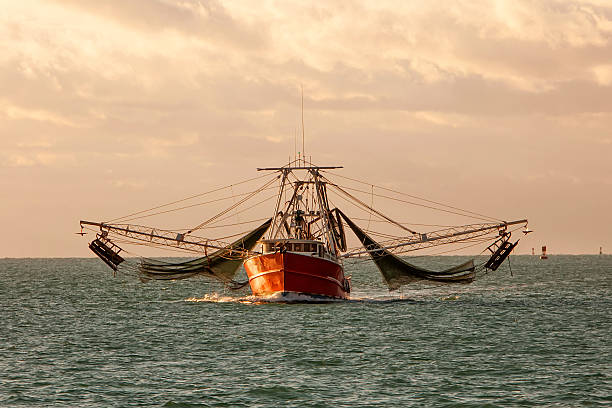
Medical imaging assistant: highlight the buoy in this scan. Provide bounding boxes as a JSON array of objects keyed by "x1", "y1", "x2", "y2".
[{"x1": 540, "y1": 246, "x2": 548, "y2": 260}]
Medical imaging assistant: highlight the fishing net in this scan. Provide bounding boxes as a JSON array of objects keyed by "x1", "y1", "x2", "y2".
[
  {"x1": 138, "y1": 218, "x2": 271, "y2": 284},
  {"x1": 339, "y1": 210, "x2": 475, "y2": 289}
]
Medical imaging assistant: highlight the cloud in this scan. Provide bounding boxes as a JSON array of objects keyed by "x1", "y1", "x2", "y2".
[
  {"x1": 111, "y1": 179, "x2": 147, "y2": 190},
  {"x1": 412, "y1": 111, "x2": 473, "y2": 128},
  {"x1": 0, "y1": 153, "x2": 36, "y2": 167},
  {"x1": 0, "y1": 0, "x2": 611, "y2": 256},
  {"x1": 2, "y1": 103, "x2": 82, "y2": 127},
  {"x1": 592, "y1": 64, "x2": 612, "y2": 85},
  {"x1": 0, "y1": 151, "x2": 77, "y2": 167},
  {"x1": 16, "y1": 139, "x2": 55, "y2": 148},
  {"x1": 148, "y1": 132, "x2": 200, "y2": 148},
  {"x1": 48, "y1": 0, "x2": 266, "y2": 49}
]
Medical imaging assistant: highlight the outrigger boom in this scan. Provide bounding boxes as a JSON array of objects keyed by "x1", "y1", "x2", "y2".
[
  {"x1": 342, "y1": 219, "x2": 528, "y2": 257},
  {"x1": 79, "y1": 220, "x2": 249, "y2": 255}
]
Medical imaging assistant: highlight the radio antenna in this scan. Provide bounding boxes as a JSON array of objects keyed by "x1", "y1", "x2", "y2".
[{"x1": 301, "y1": 85, "x2": 305, "y2": 166}]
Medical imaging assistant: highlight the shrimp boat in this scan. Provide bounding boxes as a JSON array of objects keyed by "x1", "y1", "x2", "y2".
[
  {"x1": 243, "y1": 164, "x2": 351, "y2": 299},
  {"x1": 80, "y1": 158, "x2": 530, "y2": 300}
]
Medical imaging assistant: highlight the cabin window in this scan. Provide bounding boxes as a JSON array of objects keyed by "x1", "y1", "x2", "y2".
[{"x1": 294, "y1": 243, "x2": 303, "y2": 252}]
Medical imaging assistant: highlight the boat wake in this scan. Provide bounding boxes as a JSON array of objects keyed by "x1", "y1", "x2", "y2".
[{"x1": 185, "y1": 292, "x2": 417, "y2": 304}]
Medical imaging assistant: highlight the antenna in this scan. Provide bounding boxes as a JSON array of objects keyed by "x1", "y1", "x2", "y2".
[{"x1": 301, "y1": 85, "x2": 305, "y2": 166}]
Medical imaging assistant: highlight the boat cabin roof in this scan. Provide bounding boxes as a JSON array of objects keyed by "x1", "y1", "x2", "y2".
[
  {"x1": 259, "y1": 239, "x2": 325, "y2": 254},
  {"x1": 259, "y1": 239, "x2": 322, "y2": 245}
]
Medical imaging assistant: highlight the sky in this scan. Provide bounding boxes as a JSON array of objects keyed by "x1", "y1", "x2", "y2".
[{"x1": 1, "y1": 0, "x2": 611, "y2": 257}]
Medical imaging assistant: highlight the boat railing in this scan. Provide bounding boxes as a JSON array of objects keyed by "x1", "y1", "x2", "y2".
[{"x1": 261, "y1": 240, "x2": 328, "y2": 257}]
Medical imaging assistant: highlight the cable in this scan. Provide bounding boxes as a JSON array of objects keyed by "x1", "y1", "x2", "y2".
[
  {"x1": 187, "y1": 176, "x2": 279, "y2": 233},
  {"x1": 106, "y1": 172, "x2": 276, "y2": 223},
  {"x1": 113, "y1": 185, "x2": 277, "y2": 223},
  {"x1": 329, "y1": 182, "x2": 496, "y2": 223},
  {"x1": 324, "y1": 171, "x2": 502, "y2": 222}
]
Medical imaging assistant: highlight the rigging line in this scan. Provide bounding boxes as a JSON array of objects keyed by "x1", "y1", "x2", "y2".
[
  {"x1": 81, "y1": 227, "x2": 181, "y2": 256},
  {"x1": 326, "y1": 185, "x2": 395, "y2": 226},
  {"x1": 324, "y1": 171, "x2": 502, "y2": 222},
  {"x1": 286, "y1": 169, "x2": 304, "y2": 186},
  {"x1": 114, "y1": 185, "x2": 279, "y2": 224},
  {"x1": 367, "y1": 184, "x2": 374, "y2": 231},
  {"x1": 397, "y1": 236, "x2": 494, "y2": 257},
  {"x1": 332, "y1": 183, "x2": 496, "y2": 223},
  {"x1": 230, "y1": 184, "x2": 240, "y2": 224},
  {"x1": 345, "y1": 235, "x2": 493, "y2": 260},
  {"x1": 187, "y1": 176, "x2": 279, "y2": 233},
  {"x1": 111, "y1": 233, "x2": 259, "y2": 259},
  {"x1": 98, "y1": 221, "x2": 210, "y2": 240},
  {"x1": 369, "y1": 229, "x2": 499, "y2": 251},
  {"x1": 350, "y1": 217, "x2": 459, "y2": 228},
  {"x1": 362, "y1": 230, "x2": 407, "y2": 240},
  {"x1": 203, "y1": 228, "x2": 260, "y2": 242},
  {"x1": 100, "y1": 224, "x2": 216, "y2": 241},
  {"x1": 324, "y1": 178, "x2": 419, "y2": 234},
  {"x1": 326, "y1": 181, "x2": 405, "y2": 227},
  {"x1": 390, "y1": 231, "x2": 513, "y2": 257},
  {"x1": 122, "y1": 244, "x2": 201, "y2": 257},
  {"x1": 104, "y1": 229, "x2": 218, "y2": 247},
  {"x1": 139, "y1": 216, "x2": 268, "y2": 233},
  {"x1": 106, "y1": 172, "x2": 277, "y2": 223},
  {"x1": 178, "y1": 217, "x2": 269, "y2": 230},
  {"x1": 340, "y1": 223, "x2": 506, "y2": 257},
  {"x1": 106, "y1": 237, "x2": 205, "y2": 255},
  {"x1": 205, "y1": 192, "x2": 277, "y2": 227},
  {"x1": 451, "y1": 224, "x2": 525, "y2": 260},
  {"x1": 82, "y1": 225, "x2": 202, "y2": 248},
  {"x1": 327, "y1": 191, "x2": 414, "y2": 248},
  {"x1": 325, "y1": 170, "x2": 492, "y2": 220},
  {"x1": 325, "y1": 182, "x2": 383, "y2": 220},
  {"x1": 96, "y1": 221, "x2": 246, "y2": 252},
  {"x1": 269, "y1": 170, "x2": 288, "y2": 238}
]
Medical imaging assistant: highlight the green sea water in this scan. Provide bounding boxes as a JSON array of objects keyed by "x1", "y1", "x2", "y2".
[{"x1": 1, "y1": 255, "x2": 611, "y2": 407}]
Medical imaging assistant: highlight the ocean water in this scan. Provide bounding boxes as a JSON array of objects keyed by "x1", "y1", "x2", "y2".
[{"x1": 1, "y1": 255, "x2": 610, "y2": 407}]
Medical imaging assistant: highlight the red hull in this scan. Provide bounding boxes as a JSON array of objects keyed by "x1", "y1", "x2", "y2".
[{"x1": 244, "y1": 252, "x2": 348, "y2": 299}]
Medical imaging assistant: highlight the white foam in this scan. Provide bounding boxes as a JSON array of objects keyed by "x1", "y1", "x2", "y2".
[{"x1": 185, "y1": 291, "x2": 418, "y2": 304}]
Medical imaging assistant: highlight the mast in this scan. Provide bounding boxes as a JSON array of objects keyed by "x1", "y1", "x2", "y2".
[
  {"x1": 271, "y1": 179, "x2": 301, "y2": 239},
  {"x1": 311, "y1": 168, "x2": 337, "y2": 254},
  {"x1": 258, "y1": 164, "x2": 344, "y2": 255}
]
